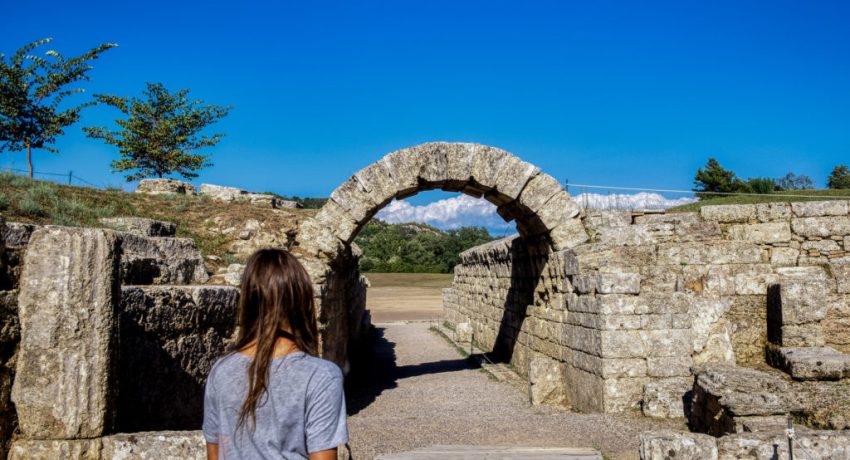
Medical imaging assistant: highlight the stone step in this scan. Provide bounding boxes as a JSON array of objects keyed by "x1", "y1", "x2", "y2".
[
  {"x1": 119, "y1": 233, "x2": 208, "y2": 285},
  {"x1": 376, "y1": 445, "x2": 601, "y2": 460},
  {"x1": 771, "y1": 346, "x2": 850, "y2": 380}
]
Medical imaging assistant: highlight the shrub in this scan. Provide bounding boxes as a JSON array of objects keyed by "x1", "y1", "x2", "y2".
[
  {"x1": 828, "y1": 165, "x2": 850, "y2": 189},
  {"x1": 0, "y1": 192, "x2": 9, "y2": 211},
  {"x1": 747, "y1": 177, "x2": 777, "y2": 194},
  {"x1": 17, "y1": 195, "x2": 46, "y2": 217}
]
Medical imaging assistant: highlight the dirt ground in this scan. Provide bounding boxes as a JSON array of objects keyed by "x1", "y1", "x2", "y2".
[{"x1": 364, "y1": 272, "x2": 453, "y2": 322}]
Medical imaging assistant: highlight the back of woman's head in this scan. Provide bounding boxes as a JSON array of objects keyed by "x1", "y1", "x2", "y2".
[{"x1": 232, "y1": 248, "x2": 318, "y2": 429}]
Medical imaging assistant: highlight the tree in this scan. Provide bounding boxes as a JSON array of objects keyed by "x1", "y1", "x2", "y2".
[
  {"x1": 827, "y1": 165, "x2": 850, "y2": 190},
  {"x1": 693, "y1": 158, "x2": 749, "y2": 198},
  {"x1": 83, "y1": 82, "x2": 231, "y2": 181},
  {"x1": 775, "y1": 172, "x2": 814, "y2": 191},
  {"x1": 0, "y1": 38, "x2": 116, "y2": 177}
]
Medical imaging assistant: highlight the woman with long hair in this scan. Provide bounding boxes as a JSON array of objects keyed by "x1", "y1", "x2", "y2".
[{"x1": 203, "y1": 249, "x2": 348, "y2": 459}]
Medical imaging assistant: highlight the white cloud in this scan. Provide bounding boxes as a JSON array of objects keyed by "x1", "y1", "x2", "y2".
[
  {"x1": 575, "y1": 192, "x2": 696, "y2": 210},
  {"x1": 375, "y1": 192, "x2": 696, "y2": 233}
]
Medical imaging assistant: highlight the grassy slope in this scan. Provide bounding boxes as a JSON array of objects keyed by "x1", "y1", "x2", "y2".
[
  {"x1": 0, "y1": 173, "x2": 316, "y2": 259},
  {"x1": 669, "y1": 189, "x2": 850, "y2": 212}
]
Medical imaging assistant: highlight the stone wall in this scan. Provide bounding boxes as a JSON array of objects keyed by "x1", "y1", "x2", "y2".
[
  {"x1": 5, "y1": 223, "x2": 238, "y2": 457},
  {"x1": 444, "y1": 200, "x2": 850, "y2": 415}
]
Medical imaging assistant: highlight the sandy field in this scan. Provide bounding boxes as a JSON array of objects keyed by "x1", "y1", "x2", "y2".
[{"x1": 363, "y1": 272, "x2": 453, "y2": 322}]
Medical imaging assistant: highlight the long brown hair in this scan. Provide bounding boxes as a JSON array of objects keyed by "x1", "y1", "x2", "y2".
[{"x1": 231, "y1": 248, "x2": 319, "y2": 430}]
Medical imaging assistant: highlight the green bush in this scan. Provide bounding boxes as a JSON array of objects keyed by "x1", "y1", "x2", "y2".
[{"x1": 747, "y1": 177, "x2": 776, "y2": 194}]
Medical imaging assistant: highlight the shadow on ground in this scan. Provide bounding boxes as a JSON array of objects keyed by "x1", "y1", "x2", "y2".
[{"x1": 345, "y1": 326, "x2": 480, "y2": 415}]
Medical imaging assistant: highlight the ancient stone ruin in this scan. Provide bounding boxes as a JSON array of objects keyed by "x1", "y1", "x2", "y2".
[{"x1": 2, "y1": 142, "x2": 850, "y2": 458}]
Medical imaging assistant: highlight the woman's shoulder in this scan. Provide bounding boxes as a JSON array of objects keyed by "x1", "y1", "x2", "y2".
[
  {"x1": 290, "y1": 353, "x2": 343, "y2": 381},
  {"x1": 208, "y1": 353, "x2": 245, "y2": 383}
]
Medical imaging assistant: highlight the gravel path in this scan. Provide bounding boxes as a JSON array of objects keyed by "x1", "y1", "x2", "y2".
[{"x1": 345, "y1": 322, "x2": 683, "y2": 459}]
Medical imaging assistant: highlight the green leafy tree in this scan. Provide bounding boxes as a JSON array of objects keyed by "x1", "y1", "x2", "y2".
[
  {"x1": 827, "y1": 165, "x2": 850, "y2": 190},
  {"x1": 83, "y1": 82, "x2": 231, "y2": 181},
  {"x1": 693, "y1": 158, "x2": 749, "y2": 199},
  {"x1": 0, "y1": 38, "x2": 116, "y2": 177}
]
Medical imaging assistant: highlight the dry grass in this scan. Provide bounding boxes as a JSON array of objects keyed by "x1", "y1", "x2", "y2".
[
  {"x1": 0, "y1": 173, "x2": 316, "y2": 259},
  {"x1": 669, "y1": 188, "x2": 850, "y2": 212}
]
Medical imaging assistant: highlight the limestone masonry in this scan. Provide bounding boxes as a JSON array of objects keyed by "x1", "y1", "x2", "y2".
[{"x1": 2, "y1": 142, "x2": 850, "y2": 458}]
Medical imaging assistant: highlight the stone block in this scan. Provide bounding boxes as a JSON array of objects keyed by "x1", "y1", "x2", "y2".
[
  {"x1": 792, "y1": 216, "x2": 850, "y2": 238},
  {"x1": 101, "y1": 431, "x2": 205, "y2": 459},
  {"x1": 528, "y1": 357, "x2": 565, "y2": 406},
  {"x1": 313, "y1": 199, "x2": 359, "y2": 244},
  {"x1": 641, "y1": 379, "x2": 692, "y2": 419},
  {"x1": 773, "y1": 346, "x2": 850, "y2": 381},
  {"x1": 770, "y1": 247, "x2": 799, "y2": 266},
  {"x1": 2, "y1": 222, "x2": 37, "y2": 249},
  {"x1": 536, "y1": 190, "x2": 579, "y2": 231},
  {"x1": 516, "y1": 173, "x2": 563, "y2": 214},
  {"x1": 726, "y1": 222, "x2": 791, "y2": 244},
  {"x1": 688, "y1": 364, "x2": 802, "y2": 436},
  {"x1": 136, "y1": 178, "x2": 196, "y2": 195},
  {"x1": 801, "y1": 239, "x2": 841, "y2": 253},
  {"x1": 9, "y1": 431, "x2": 206, "y2": 460},
  {"x1": 119, "y1": 233, "x2": 208, "y2": 285},
  {"x1": 640, "y1": 329, "x2": 692, "y2": 358},
  {"x1": 443, "y1": 143, "x2": 476, "y2": 189},
  {"x1": 834, "y1": 265, "x2": 850, "y2": 294},
  {"x1": 657, "y1": 241, "x2": 762, "y2": 265},
  {"x1": 549, "y1": 218, "x2": 588, "y2": 250},
  {"x1": 353, "y1": 161, "x2": 398, "y2": 206},
  {"x1": 596, "y1": 272, "x2": 641, "y2": 294},
  {"x1": 792, "y1": 200, "x2": 849, "y2": 217},
  {"x1": 700, "y1": 204, "x2": 756, "y2": 223},
  {"x1": 378, "y1": 147, "x2": 421, "y2": 197},
  {"x1": 601, "y1": 358, "x2": 647, "y2": 378},
  {"x1": 329, "y1": 176, "x2": 380, "y2": 223},
  {"x1": 756, "y1": 202, "x2": 791, "y2": 222},
  {"x1": 493, "y1": 155, "x2": 540, "y2": 199},
  {"x1": 647, "y1": 356, "x2": 693, "y2": 377},
  {"x1": 413, "y1": 142, "x2": 450, "y2": 186},
  {"x1": 117, "y1": 286, "x2": 238, "y2": 431},
  {"x1": 634, "y1": 212, "x2": 700, "y2": 225},
  {"x1": 640, "y1": 431, "x2": 718, "y2": 460},
  {"x1": 454, "y1": 322, "x2": 473, "y2": 343},
  {"x1": 470, "y1": 145, "x2": 510, "y2": 190},
  {"x1": 717, "y1": 430, "x2": 850, "y2": 460},
  {"x1": 603, "y1": 376, "x2": 649, "y2": 412},
  {"x1": 199, "y1": 184, "x2": 299, "y2": 208},
  {"x1": 674, "y1": 221, "x2": 722, "y2": 242},
  {"x1": 12, "y1": 227, "x2": 121, "y2": 439},
  {"x1": 99, "y1": 217, "x2": 176, "y2": 237}
]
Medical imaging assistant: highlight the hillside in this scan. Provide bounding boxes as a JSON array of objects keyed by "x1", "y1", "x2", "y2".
[
  {"x1": 669, "y1": 189, "x2": 850, "y2": 212},
  {"x1": 354, "y1": 220, "x2": 495, "y2": 273},
  {"x1": 0, "y1": 173, "x2": 315, "y2": 270}
]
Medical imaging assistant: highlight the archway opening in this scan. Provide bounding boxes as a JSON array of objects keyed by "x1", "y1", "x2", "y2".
[{"x1": 292, "y1": 142, "x2": 588, "y2": 375}]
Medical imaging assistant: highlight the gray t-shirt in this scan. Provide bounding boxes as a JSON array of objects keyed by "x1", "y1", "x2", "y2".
[{"x1": 203, "y1": 351, "x2": 348, "y2": 459}]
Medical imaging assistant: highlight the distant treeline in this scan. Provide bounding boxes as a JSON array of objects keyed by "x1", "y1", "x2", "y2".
[{"x1": 354, "y1": 220, "x2": 496, "y2": 273}]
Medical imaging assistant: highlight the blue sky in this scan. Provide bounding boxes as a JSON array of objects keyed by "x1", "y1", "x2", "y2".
[{"x1": 3, "y1": 1, "x2": 849, "y2": 224}]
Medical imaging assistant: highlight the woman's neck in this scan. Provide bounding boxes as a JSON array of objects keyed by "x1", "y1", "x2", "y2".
[{"x1": 238, "y1": 337, "x2": 299, "y2": 359}]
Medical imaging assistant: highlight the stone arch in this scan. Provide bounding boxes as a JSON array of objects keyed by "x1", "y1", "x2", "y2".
[{"x1": 292, "y1": 142, "x2": 588, "y2": 366}]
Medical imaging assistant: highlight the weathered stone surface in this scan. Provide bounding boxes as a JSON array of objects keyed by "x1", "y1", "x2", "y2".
[
  {"x1": 200, "y1": 183, "x2": 299, "y2": 208},
  {"x1": 639, "y1": 430, "x2": 718, "y2": 460},
  {"x1": 700, "y1": 204, "x2": 756, "y2": 223},
  {"x1": 136, "y1": 178, "x2": 196, "y2": 195},
  {"x1": 102, "y1": 431, "x2": 205, "y2": 459},
  {"x1": 767, "y1": 273, "x2": 831, "y2": 347},
  {"x1": 596, "y1": 223, "x2": 675, "y2": 246},
  {"x1": 120, "y1": 233, "x2": 208, "y2": 285},
  {"x1": 725, "y1": 222, "x2": 791, "y2": 244},
  {"x1": 117, "y1": 285, "x2": 238, "y2": 432},
  {"x1": 100, "y1": 217, "x2": 176, "y2": 237},
  {"x1": 770, "y1": 247, "x2": 800, "y2": 266},
  {"x1": 689, "y1": 364, "x2": 801, "y2": 436},
  {"x1": 792, "y1": 200, "x2": 849, "y2": 217},
  {"x1": 756, "y1": 202, "x2": 791, "y2": 222},
  {"x1": 454, "y1": 322, "x2": 473, "y2": 343},
  {"x1": 469, "y1": 145, "x2": 510, "y2": 190},
  {"x1": 0, "y1": 288, "x2": 18, "y2": 460},
  {"x1": 595, "y1": 272, "x2": 641, "y2": 294},
  {"x1": 717, "y1": 430, "x2": 850, "y2": 460},
  {"x1": 792, "y1": 216, "x2": 850, "y2": 237},
  {"x1": 549, "y1": 218, "x2": 589, "y2": 250},
  {"x1": 657, "y1": 241, "x2": 762, "y2": 265},
  {"x1": 773, "y1": 346, "x2": 850, "y2": 380},
  {"x1": 529, "y1": 357, "x2": 565, "y2": 406},
  {"x1": 1, "y1": 222, "x2": 37, "y2": 249},
  {"x1": 634, "y1": 212, "x2": 700, "y2": 225},
  {"x1": 10, "y1": 431, "x2": 206, "y2": 460},
  {"x1": 641, "y1": 378, "x2": 691, "y2": 418},
  {"x1": 12, "y1": 227, "x2": 121, "y2": 439}
]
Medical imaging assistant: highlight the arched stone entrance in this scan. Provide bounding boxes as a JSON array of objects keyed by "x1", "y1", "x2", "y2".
[{"x1": 293, "y1": 142, "x2": 588, "y2": 367}]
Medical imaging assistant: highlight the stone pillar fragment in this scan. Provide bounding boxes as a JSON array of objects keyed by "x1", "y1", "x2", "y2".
[{"x1": 11, "y1": 227, "x2": 121, "y2": 439}]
